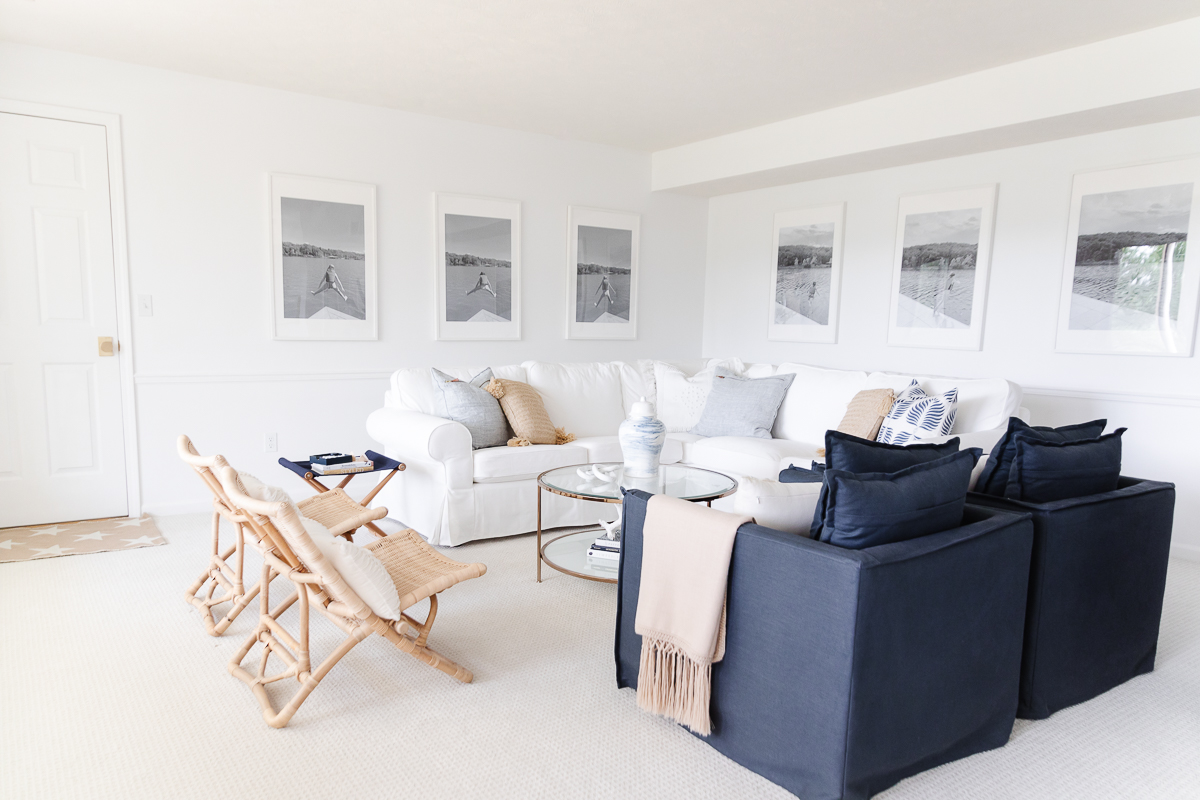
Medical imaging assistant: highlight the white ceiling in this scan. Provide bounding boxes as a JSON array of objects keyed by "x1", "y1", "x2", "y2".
[{"x1": 3, "y1": 0, "x2": 1200, "y2": 151}]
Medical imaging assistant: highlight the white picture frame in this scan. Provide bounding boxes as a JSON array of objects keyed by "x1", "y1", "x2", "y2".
[
  {"x1": 566, "y1": 207, "x2": 639, "y2": 340},
  {"x1": 436, "y1": 194, "x2": 521, "y2": 341},
  {"x1": 887, "y1": 185, "x2": 997, "y2": 351},
  {"x1": 1054, "y1": 158, "x2": 1200, "y2": 357},
  {"x1": 768, "y1": 203, "x2": 845, "y2": 343},
  {"x1": 270, "y1": 174, "x2": 377, "y2": 341}
]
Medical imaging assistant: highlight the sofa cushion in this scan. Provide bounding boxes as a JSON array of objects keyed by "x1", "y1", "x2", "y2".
[
  {"x1": 666, "y1": 432, "x2": 703, "y2": 463},
  {"x1": 430, "y1": 368, "x2": 509, "y2": 449},
  {"x1": 572, "y1": 435, "x2": 683, "y2": 465},
  {"x1": 877, "y1": 381, "x2": 958, "y2": 445},
  {"x1": 653, "y1": 359, "x2": 744, "y2": 432},
  {"x1": 690, "y1": 370, "x2": 796, "y2": 439},
  {"x1": 688, "y1": 436, "x2": 821, "y2": 481},
  {"x1": 392, "y1": 364, "x2": 526, "y2": 414},
  {"x1": 865, "y1": 372, "x2": 1021, "y2": 433},
  {"x1": 524, "y1": 361, "x2": 627, "y2": 438},
  {"x1": 732, "y1": 477, "x2": 822, "y2": 536},
  {"x1": 825, "y1": 429, "x2": 961, "y2": 473},
  {"x1": 472, "y1": 444, "x2": 588, "y2": 483},
  {"x1": 1005, "y1": 428, "x2": 1125, "y2": 503},
  {"x1": 976, "y1": 417, "x2": 1108, "y2": 497},
  {"x1": 772, "y1": 363, "x2": 869, "y2": 444},
  {"x1": 819, "y1": 448, "x2": 981, "y2": 550}
]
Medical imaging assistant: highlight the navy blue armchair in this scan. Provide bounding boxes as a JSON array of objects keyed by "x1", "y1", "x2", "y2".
[
  {"x1": 967, "y1": 477, "x2": 1175, "y2": 720},
  {"x1": 615, "y1": 490, "x2": 1034, "y2": 800}
]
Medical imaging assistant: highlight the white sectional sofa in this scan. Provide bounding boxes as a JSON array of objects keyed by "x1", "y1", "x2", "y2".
[{"x1": 366, "y1": 360, "x2": 1026, "y2": 546}]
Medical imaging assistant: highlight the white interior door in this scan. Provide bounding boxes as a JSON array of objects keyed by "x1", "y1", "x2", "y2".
[{"x1": 0, "y1": 111, "x2": 128, "y2": 527}]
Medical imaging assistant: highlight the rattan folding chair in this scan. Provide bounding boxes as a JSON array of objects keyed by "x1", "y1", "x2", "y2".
[
  {"x1": 216, "y1": 465, "x2": 487, "y2": 728},
  {"x1": 178, "y1": 435, "x2": 392, "y2": 636}
]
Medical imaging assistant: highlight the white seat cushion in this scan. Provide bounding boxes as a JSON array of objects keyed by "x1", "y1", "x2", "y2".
[
  {"x1": 732, "y1": 477, "x2": 822, "y2": 536},
  {"x1": 572, "y1": 435, "x2": 683, "y2": 465},
  {"x1": 772, "y1": 363, "x2": 869, "y2": 444},
  {"x1": 524, "y1": 361, "x2": 627, "y2": 438},
  {"x1": 472, "y1": 444, "x2": 588, "y2": 483},
  {"x1": 687, "y1": 436, "x2": 822, "y2": 481}
]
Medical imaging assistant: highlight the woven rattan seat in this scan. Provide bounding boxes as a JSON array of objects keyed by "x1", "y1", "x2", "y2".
[
  {"x1": 298, "y1": 488, "x2": 387, "y2": 540},
  {"x1": 366, "y1": 529, "x2": 487, "y2": 609}
]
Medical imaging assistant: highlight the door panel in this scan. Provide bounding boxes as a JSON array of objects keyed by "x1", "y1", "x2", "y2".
[{"x1": 0, "y1": 112, "x2": 127, "y2": 526}]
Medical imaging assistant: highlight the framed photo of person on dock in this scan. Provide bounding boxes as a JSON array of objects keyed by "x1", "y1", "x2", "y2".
[
  {"x1": 270, "y1": 173, "x2": 377, "y2": 340},
  {"x1": 768, "y1": 203, "x2": 845, "y2": 344},
  {"x1": 566, "y1": 206, "x2": 639, "y2": 340},
  {"x1": 436, "y1": 194, "x2": 522, "y2": 341}
]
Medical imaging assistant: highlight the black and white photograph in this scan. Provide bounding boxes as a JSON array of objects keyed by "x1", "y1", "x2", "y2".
[
  {"x1": 281, "y1": 198, "x2": 367, "y2": 321},
  {"x1": 437, "y1": 195, "x2": 521, "y2": 340},
  {"x1": 444, "y1": 214, "x2": 513, "y2": 323},
  {"x1": 271, "y1": 174, "x2": 377, "y2": 340},
  {"x1": 1057, "y1": 159, "x2": 1200, "y2": 356},
  {"x1": 768, "y1": 204, "x2": 844, "y2": 343},
  {"x1": 576, "y1": 225, "x2": 632, "y2": 324},
  {"x1": 895, "y1": 208, "x2": 980, "y2": 330},
  {"x1": 888, "y1": 186, "x2": 996, "y2": 351},
  {"x1": 567, "y1": 207, "x2": 639, "y2": 339}
]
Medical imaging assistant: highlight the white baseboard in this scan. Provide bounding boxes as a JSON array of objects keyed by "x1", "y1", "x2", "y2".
[
  {"x1": 143, "y1": 501, "x2": 212, "y2": 517},
  {"x1": 1170, "y1": 542, "x2": 1200, "y2": 563}
]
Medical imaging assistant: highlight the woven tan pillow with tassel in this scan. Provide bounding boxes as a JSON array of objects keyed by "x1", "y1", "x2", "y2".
[
  {"x1": 815, "y1": 388, "x2": 895, "y2": 457},
  {"x1": 485, "y1": 378, "x2": 575, "y2": 446}
]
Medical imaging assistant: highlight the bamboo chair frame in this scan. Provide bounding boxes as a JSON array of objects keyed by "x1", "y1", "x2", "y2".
[
  {"x1": 216, "y1": 466, "x2": 486, "y2": 728},
  {"x1": 178, "y1": 435, "x2": 267, "y2": 636}
]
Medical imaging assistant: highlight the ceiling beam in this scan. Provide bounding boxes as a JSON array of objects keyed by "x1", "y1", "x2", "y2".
[{"x1": 651, "y1": 18, "x2": 1200, "y2": 196}]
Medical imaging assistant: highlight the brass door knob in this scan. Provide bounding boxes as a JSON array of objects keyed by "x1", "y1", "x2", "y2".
[{"x1": 98, "y1": 336, "x2": 115, "y2": 357}]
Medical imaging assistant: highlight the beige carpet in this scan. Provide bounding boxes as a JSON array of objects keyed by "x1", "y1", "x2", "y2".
[
  {"x1": 0, "y1": 515, "x2": 165, "y2": 563},
  {"x1": 0, "y1": 512, "x2": 1198, "y2": 799}
]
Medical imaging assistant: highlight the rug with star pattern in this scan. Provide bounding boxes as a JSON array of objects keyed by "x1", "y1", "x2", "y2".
[{"x1": 0, "y1": 516, "x2": 166, "y2": 563}]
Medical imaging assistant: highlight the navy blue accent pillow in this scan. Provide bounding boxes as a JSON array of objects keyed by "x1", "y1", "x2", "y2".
[
  {"x1": 1004, "y1": 428, "x2": 1125, "y2": 503},
  {"x1": 976, "y1": 417, "x2": 1106, "y2": 496},
  {"x1": 819, "y1": 448, "x2": 982, "y2": 550},
  {"x1": 779, "y1": 464, "x2": 824, "y2": 483},
  {"x1": 824, "y1": 429, "x2": 960, "y2": 473}
]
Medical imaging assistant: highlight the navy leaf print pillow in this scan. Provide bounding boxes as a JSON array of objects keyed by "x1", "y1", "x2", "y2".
[{"x1": 876, "y1": 380, "x2": 958, "y2": 445}]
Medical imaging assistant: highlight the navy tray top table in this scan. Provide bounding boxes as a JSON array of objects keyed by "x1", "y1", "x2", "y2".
[{"x1": 278, "y1": 450, "x2": 404, "y2": 539}]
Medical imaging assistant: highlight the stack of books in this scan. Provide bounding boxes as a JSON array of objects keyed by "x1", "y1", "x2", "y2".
[
  {"x1": 587, "y1": 536, "x2": 621, "y2": 561},
  {"x1": 309, "y1": 453, "x2": 374, "y2": 476}
]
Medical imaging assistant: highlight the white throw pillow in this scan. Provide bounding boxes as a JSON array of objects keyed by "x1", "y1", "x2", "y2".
[
  {"x1": 300, "y1": 517, "x2": 401, "y2": 620},
  {"x1": 236, "y1": 471, "x2": 294, "y2": 506},
  {"x1": 876, "y1": 380, "x2": 959, "y2": 445},
  {"x1": 653, "y1": 359, "x2": 743, "y2": 432},
  {"x1": 732, "y1": 477, "x2": 822, "y2": 537}
]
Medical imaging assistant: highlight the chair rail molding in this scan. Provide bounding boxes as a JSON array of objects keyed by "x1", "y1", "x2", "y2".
[{"x1": 134, "y1": 371, "x2": 394, "y2": 385}]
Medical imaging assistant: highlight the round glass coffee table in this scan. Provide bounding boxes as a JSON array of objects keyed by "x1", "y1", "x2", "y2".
[{"x1": 536, "y1": 463, "x2": 738, "y2": 584}]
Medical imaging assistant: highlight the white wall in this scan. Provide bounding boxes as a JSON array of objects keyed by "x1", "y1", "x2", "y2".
[
  {"x1": 0, "y1": 43, "x2": 709, "y2": 513},
  {"x1": 703, "y1": 117, "x2": 1200, "y2": 556}
]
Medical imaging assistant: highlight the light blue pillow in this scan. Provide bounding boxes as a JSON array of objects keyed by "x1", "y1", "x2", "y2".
[
  {"x1": 689, "y1": 370, "x2": 796, "y2": 439},
  {"x1": 876, "y1": 380, "x2": 958, "y2": 445},
  {"x1": 430, "y1": 368, "x2": 509, "y2": 449}
]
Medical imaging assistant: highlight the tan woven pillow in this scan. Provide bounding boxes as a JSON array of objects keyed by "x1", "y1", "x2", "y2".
[
  {"x1": 816, "y1": 388, "x2": 895, "y2": 456},
  {"x1": 485, "y1": 378, "x2": 575, "y2": 446}
]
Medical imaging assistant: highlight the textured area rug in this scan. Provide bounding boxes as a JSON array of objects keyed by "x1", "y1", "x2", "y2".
[
  {"x1": 0, "y1": 513, "x2": 1198, "y2": 799},
  {"x1": 0, "y1": 515, "x2": 166, "y2": 563}
]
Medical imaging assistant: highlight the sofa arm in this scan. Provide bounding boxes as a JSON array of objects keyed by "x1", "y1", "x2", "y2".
[{"x1": 366, "y1": 407, "x2": 473, "y2": 488}]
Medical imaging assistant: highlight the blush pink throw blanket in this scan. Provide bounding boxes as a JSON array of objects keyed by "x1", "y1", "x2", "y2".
[{"x1": 634, "y1": 494, "x2": 752, "y2": 735}]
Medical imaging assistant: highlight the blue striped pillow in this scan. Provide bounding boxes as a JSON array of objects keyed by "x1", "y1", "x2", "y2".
[{"x1": 876, "y1": 380, "x2": 958, "y2": 445}]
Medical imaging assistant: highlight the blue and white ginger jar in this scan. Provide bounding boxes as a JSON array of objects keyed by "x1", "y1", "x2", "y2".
[{"x1": 618, "y1": 396, "x2": 666, "y2": 479}]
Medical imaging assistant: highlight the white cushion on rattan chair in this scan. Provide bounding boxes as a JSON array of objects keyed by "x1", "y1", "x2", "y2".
[
  {"x1": 237, "y1": 471, "x2": 293, "y2": 505},
  {"x1": 300, "y1": 517, "x2": 401, "y2": 620}
]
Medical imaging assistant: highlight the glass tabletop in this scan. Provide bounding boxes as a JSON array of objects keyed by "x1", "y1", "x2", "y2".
[{"x1": 538, "y1": 462, "x2": 737, "y2": 502}]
